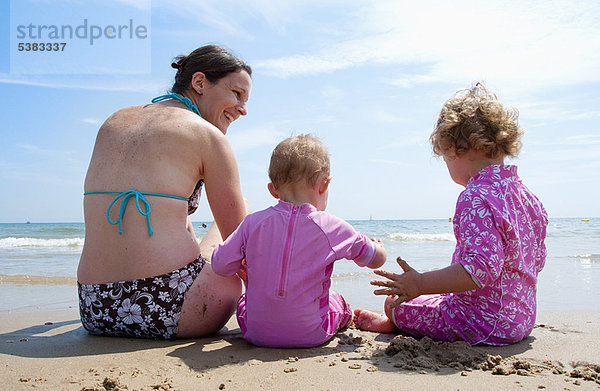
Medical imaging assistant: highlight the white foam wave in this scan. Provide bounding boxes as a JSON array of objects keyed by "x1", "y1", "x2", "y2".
[
  {"x1": 574, "y1": 253, "x2": 600, "y2": 261},
  {"x1": 0, "y1": 237, "x2": 85, "y2": 248},
  {"x1": 331, "y1": 271, "x2": 373, "y2": 279},
  {"x1": 386, "y1": 232, "x2": 456, "y2": 242}
]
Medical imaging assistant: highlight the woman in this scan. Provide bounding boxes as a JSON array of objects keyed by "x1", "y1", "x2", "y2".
[{"x1": 77, "y1": 45, "x2": 252, "y2": 339}]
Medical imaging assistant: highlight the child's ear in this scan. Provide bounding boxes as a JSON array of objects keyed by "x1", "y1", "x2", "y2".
[
  {"x1": 267, "y1": 183, "x2": 280, "y2": 199},
  {"x1": 318, "y1": 176, "x2": 331, "y2": 195}
]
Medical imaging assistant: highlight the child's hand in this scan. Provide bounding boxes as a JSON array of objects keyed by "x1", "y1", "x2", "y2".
[
  {"x1": 367, "y1": 237, "x2": 386, "y2": 269},
  {"x1": 236, "y1": 259, "x2": 248, "y2": 288},
  {"x1": 370, "y1": 256, "x2": 421, "y2": 308},
  {"x1": 370, "y1": 237, "x2": 384, "y2": 246}
]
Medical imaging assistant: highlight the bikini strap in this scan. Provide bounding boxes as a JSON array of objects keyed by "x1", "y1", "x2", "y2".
[
  {"x1": 84, "y1": 190, "x2": 189, "y2": 236},
  {"x1": 151, "y1": 93, "x2": 202, "y2": 117}
]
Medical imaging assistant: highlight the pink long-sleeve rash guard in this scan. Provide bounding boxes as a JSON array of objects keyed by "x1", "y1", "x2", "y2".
[{"x1": 212, "y1": 200, "x2": 377, "y2": 347}]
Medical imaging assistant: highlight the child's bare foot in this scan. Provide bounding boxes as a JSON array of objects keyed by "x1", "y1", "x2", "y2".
[{"x1": 353, "y1": 308, "x2": 397, "y2": 333}]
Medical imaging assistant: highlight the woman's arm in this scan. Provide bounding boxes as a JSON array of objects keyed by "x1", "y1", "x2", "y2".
[
  {"x1": 186, "y1": 217, "x2": 197, "y2": 239},
  {"x1": 371, "y1": 257, "x2": 478, "y2": 308},
  {"x1": 201, "y1": 130, "x2": 247, "y2": 241}
]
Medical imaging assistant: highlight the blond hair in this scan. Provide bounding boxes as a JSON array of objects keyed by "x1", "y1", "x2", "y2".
[
  {"x1": 269, "y1": 134, "x2": 330, "y2": 187},
  {"x1": 430, "y1": 83, "x2": 523, "y2": 159}
]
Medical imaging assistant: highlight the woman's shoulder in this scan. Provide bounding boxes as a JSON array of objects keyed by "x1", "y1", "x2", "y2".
[
  {"x1": 98, "y1": 105, "x2": 151, "y2": 132},
  {"x1": 155, "y1": 106, "x2": 225, "y2": 141},
  {"x1": 129, "y1": 104, "x2": 225, "y2": 140},
  {"x1": 107, "y1": 104, "x2": 146, "y2": 119}
]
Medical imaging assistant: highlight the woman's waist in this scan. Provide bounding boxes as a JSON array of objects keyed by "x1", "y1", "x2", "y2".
[{"x1": 78, "y1": 229, "x2": 200, "y2": 284}]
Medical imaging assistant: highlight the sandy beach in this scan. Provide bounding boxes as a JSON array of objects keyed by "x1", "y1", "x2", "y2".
[{"x1": 1, "y1": 308, "x2": 599, "y2": 391}]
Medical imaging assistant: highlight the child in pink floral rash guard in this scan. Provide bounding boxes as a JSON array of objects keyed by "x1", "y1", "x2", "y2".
[
  {"x1": 354, "y1": 83, "x2": 548, "y2": 346},
  {"x1": 211, "y1": 134, "x2": 387, "y2": 348}
]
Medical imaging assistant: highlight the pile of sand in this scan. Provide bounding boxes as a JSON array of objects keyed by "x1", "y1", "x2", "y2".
[
  {"x1": 385, "y1": 335, "x2": 487, "y2": 371},
  {"x1": 384, "y1": 334, "x2": 600, "y2": 385}
]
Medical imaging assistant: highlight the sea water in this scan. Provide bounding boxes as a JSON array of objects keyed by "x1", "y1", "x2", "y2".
[{"x1": 0, "y1": 218, "x2": 598, "y2": 313}]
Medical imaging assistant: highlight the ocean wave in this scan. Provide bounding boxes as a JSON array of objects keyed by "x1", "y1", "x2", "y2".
[
  {"x1": 0, "y1": 237, "x2": 84, "y2": 248},
  {"x1": 383, "y1": 232, "x2": 456, "y2": 242},
  {"x1": 37, "y1": 227, "x2": 83, "y2": 234},
  {"x1": 573, "y1": 254, "x2": 600, "y2": 262},
  {"x1": 331, "y1": 271, "x2": 374, "y2": 279}
]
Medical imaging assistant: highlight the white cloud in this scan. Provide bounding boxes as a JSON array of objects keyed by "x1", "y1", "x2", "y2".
[
  {"x1": 17, "y1": 144, "x2": 40, "y2": 152},
  {"x1": 389, "y1": 74, "x2": 437, "y2": 89},
  {"x1": 254, "y1": 0, "x2": 600, "y2": 94},
  {"x1": 0, "y1": 75, "x2": 164, "y2": 93},
  {"x1": 257, "y1": 56, "x2": 352, "y2": 78},
  {"x1": 563, "y1": 135, "x2": 600, "y2": 146},
  {"x1": 113, "y1": 0, "x2": 151, "y2": 11},
  {"x1": 81, "y1": 118, "x2": 101, "y2": 125},
  {"x1": 153, "y1": 0, "x2": 252, "y2": 37},
  {"x1": 538, "y1": 147, "x2": 600, "y2": 163},
  {"x1": 17, "y1": 143, "x2": 76, "y2": 159},
  {"x1": 520, "y1": 104, "x2": 600, "y2": 122},
  {"x1": 154, "y1": 0, "x2": 351, "y2": 37}
]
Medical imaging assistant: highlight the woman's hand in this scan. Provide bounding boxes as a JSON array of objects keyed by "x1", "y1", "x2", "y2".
[{"x1": 371, "y1": 257, "x2": 421, "y2": 308}]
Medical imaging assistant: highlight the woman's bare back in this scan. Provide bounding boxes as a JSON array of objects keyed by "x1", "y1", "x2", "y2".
[{"x1": 79, "y1": 103, "x2": 219, "y2": 284}]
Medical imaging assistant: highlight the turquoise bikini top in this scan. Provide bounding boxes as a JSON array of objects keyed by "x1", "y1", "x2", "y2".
[
  {"x1": 151, "y1": 92, "x2": 202, "y2": 117},
  {"x1": 83, "y1": 190, "x2": 190, "y2": 236},
  {"x1": 85, "y1": 93, "x2": 202, "y2": 236}
]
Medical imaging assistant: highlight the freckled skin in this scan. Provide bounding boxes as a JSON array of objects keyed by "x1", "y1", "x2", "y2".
[{"x1": 79, "y1": 61, "x2": 252, "y2": 339}]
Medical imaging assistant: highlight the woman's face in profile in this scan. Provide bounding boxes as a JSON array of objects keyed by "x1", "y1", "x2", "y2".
[{"x1": 201, "y1": 70, "x2": 252, "y2": 134}]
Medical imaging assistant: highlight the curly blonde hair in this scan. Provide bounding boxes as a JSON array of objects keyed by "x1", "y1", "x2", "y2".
[
  {"x1": 269, "y1": 134, "x2": 330, "y2": 187},
  {"x1": 430, "y1": 83, "x2": 523, "y2": 159}
]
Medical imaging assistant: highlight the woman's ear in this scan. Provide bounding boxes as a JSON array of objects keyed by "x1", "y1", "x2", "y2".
[
  {"x1": 190, "y1": 72, "x2": 206, "y2": 95},
  {"x1": 318, "y1": 176, "x2": 331, "y2": 195},
  {"x1": 267, "y1": 182, "x2": 280, "y2": 199}
]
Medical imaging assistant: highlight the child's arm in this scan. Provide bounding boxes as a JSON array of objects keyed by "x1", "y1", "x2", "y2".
[
  {"x1": 325, "y1": 215, "x2": 388, "y2": 269},
  {"x1": 211, "y1": 223, "x2": 246, "y2": 277},
  {"x1": 371, "y1": 256, "x2": 478, "y2": 308},
  {"x1": 366, "y1": 238, "x2": 386, "y2": 269}
]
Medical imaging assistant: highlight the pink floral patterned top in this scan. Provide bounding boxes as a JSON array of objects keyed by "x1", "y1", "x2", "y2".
[{"x1": 445, "y1": 165, "x2": 548, "y2": 345}]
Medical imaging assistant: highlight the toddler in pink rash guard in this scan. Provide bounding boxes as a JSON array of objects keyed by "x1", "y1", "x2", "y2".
[
  {"x1": 212, "y1": 134, "x2": 387, "y2": 348},
  {"x1": 354, "y1": 83, "x2": 548, "y2": 345}
]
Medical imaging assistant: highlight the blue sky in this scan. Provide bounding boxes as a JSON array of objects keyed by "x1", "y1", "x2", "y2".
[{"x1": 1, "y1": 0, "x2": 599, "y2": 223}]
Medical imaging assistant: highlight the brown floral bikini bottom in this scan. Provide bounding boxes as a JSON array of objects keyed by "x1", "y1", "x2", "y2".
[{"x1": 78, "y1": 256, "x2": 205, "y2": 340}]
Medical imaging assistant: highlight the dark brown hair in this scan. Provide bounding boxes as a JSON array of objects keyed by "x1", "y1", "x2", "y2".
[{"x1": 171, "y1": 45, "x2": 252, "y2": 94}]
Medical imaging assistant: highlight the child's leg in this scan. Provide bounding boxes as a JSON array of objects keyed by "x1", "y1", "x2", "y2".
[
  {"x1": 353, "y1": 296, "x2": 398, "y2": 333},
  {"x1": 327, "y1": 290, "x2": 352, "y2": 332},
  {"x1": 391, "y1": 294, "x2": 462, "y2": 342}
]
